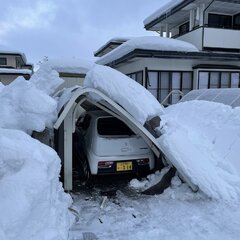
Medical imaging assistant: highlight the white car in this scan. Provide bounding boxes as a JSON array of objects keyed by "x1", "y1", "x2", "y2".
[{"x1": 74, "y1": 110, "x2": 155, "y2": 180}]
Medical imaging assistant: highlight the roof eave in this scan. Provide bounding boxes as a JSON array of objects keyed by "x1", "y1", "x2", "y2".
[
  {"x1": 104, "y1": 49, "x2": 240, "y2": 67},
  {"x1": 144, "y1": 0, "x2": 195, "y2": 31}
]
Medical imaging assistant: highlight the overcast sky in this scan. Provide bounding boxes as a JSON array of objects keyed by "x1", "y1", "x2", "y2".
[{"x1": 0, "y1": 0, "x2": 169, "y2": 65}]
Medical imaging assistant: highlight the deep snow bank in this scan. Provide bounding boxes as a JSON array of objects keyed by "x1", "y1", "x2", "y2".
[
  {"x1": 84, "y1": 65, "x2": 164, "y2": 124},
  {"x1": 0, "y1": 77, "x2": 57, "y2": 133},
  {"x1": 0, "y1": 129, "x2": 73, "y2": 240},
  {"x1": 159, "y1": 100, "x2": 240, "y2": 200},
  {"x1": 0, "y1": 69, "x2": 73, "y2": 239}
]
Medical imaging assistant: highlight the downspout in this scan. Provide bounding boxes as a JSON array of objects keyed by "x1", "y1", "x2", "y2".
[{"x1": 202, "y1": 0, "x2": 215, "y2": 50}]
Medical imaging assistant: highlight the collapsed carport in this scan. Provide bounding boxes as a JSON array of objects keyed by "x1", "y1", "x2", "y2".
[{"x1": 53, "y1": 86, "x2": 197, "y2": 192}]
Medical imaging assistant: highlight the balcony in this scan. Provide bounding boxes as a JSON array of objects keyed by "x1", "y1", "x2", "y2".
[{"x1": 176, "y1": 26, "x2": 240, "y2": 52}]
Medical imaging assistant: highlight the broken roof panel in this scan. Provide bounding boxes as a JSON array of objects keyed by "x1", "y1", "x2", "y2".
[{"x1": 180, "y1": 88, "x2": 240, "y2": 107}]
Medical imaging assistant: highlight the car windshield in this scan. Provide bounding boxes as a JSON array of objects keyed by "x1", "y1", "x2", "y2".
[{"x1": 97, "y1": 117, "x2": 135, "y2": 136}]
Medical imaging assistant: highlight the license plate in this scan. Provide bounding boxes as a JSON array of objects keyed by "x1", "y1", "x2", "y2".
[{"x1": 116, "y1": 161, "x2": 132, "y2": 171}]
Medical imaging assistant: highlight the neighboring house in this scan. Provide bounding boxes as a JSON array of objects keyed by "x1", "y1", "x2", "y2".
[
  {"x1": 47, "y1": 58, "x2": 94, "y2": 89},
  {"x1": 94, "y1": 38, "x2": 129, "y2": 57},
  {"x1": 95, "y1": 0, "x2": 240, "y2": 105},
  {"x1": 0, "y1": 47, "x2": 33, "y2": 85}
]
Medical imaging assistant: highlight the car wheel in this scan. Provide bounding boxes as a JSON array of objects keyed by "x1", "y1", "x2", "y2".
[{"x1": 82, "y1": 157, "x2": 94, "y2": 187}]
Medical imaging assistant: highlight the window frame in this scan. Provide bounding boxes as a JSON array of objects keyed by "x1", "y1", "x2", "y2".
[
  {"x1": 198, "y1": 70, "x2": 240, "y2": 89},
  {"x1": 0, "y1": 57, "x2": 7, "y2": 65},
  {"x1": 147, "y1": 70, "x2": 193, "y2": 105}
]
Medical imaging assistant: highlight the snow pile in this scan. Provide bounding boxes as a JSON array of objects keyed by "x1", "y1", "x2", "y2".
[
  {"x1": 129, "y1": 167, "x2": 172, "y2": 191},
  {"x1": 143, "y1": 0, "x2": 184, "y2": 25},
  {"x1": 0, "y1": 77, "x2": 57, "y2": 133},
  {"x1": 47, "y1": 58, "x2": 95, "y2": 75},
  {"x1": 159, "y1": 100, "x2": 240, "y2": 200},
  {"x1": 30, "y1": 63, "x2": 64, "y2": 95},
  {"x1": 96, "y1": 36, "x2": 198, "y2": 65},
  {"x1": 0, "y1": 129, "x2": 73, "y2": 240},
  {"x1": 84, "y1": 65, "x2": 164, "y2": 124},
  {"x1": 0, "y1": 70, "x2": 73, "y2": 239}
]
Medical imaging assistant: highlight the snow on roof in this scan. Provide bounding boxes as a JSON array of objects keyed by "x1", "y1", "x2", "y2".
[
  {"x1": 0, "y1": 45, "x2": 28, "y2": 63},
  {"x1": 0, "y1": 68, "x2": 32, "y2": 75},
  {"x1": 143, "y1": 0, "x2": 185, "y2": 26},
  {"x1": 94, "y1": 37, "x2": 130, "y2": 56},
  {"x1": 84, "y1": 64, "x2": 165, "y2": 124},
  {"x1": 47, "y1": 58, "x2": 95, "y2": 75},
  {"x1": 96, "y1": 36, "x2": 199, "y2": 65}
]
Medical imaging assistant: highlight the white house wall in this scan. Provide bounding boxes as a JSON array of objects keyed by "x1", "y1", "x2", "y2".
[
  {"x1": 204, "y1": 28, "x2": 240, "y2": 50},
  {"x1": 60, "y1": 76, "x2": 85, "y2": 88},
  {"x1": 0, "y1": 55, "x2": 17, "y2": 68},
  {"x1": 177, "y1": 27, "x2": 203, "y2": 50},
  {"x1": 115, "y1": 57, "x2": 240, "y2": 90}
]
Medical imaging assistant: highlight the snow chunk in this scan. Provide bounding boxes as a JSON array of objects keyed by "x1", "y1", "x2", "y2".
[
  {"x1": 84, "y1": 65, "x2": 164, "y2": 124},
  {"x1": 30, "y1": 63, "x2": 64, "y2": 95},
  {"x1": 129, "y1": 168, "x2": 171, "y2": 192},
  {"x1": 159, "y1": 100, "x2": 240, "y2": 200},
  {"x1": 143, "y1": 0, "x2": 184, "y2": 25},
  {"x1": 96, "y1": 36, "x2": 198, "y2": 65},
  {"x1": 0, "y1": 77, "x2": 57, "y2": 133},
  {"x1": 0, "y1": 129, "x2": 73, "y2": 240}
]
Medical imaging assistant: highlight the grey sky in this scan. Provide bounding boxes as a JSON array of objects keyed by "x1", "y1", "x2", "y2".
[{"x1": 0, "y1": 0, "x2": 169, "y2": 64}]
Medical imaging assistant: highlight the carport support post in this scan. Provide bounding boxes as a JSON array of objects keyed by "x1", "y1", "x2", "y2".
[{"x1": 63, "y1": 107, "x2": 74, "y2": 191}]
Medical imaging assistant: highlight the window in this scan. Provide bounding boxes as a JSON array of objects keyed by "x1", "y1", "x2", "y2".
[
  {"x1": 0, "y1": 58, "x2": 7, "y2": 65},
  {"x1": 233, "y1": 13, "x2": 240, "y2": 29},
  {"x1": 127, "y1": 71, "x2": 143, "y2": 85},
  {"x1": 179, "y1": 22, "x2": 189, "y2": 35},
  {"x1": 148, "y1": 72, "x2": 158, "y2": 99},
  {"x1": 147, "y1": 71, "x2": 193, "y2": 105},
  {"x1": 208, "y1": 13, "x2": 232, "y2": 29},
  {"x1": 198, "y1": 71, "x2": 240, "y2": 89},
  {"x1": 97, "y1": 117, "x2": 134, "y2": 136}
]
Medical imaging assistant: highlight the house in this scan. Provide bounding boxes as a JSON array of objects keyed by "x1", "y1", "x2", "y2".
[
  {"x1": 95, "y1": 0, "x2": 240, "y2": 105},
  {"x1": 0, "y1": 46, "x2": 33, "y2": 85},
  {"x1": 47, "y1": 58, "x2": 94, "y2": 89}
]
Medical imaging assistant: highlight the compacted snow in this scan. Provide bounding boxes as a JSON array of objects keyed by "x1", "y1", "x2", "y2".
[
  {"x1": 0, "y1": 68, "x2": 73, "y2": 240},
  {"x1": 159, "y1": 100, "x2": 240, "y2": 200},
  {"x1": 84, "y1": 64, "x2": 165, "y2": 124}
]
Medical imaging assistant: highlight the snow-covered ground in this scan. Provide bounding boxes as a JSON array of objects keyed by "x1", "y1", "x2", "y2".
[{"x1": 69, "y1": 174, "x2": 240, "y2": 240}]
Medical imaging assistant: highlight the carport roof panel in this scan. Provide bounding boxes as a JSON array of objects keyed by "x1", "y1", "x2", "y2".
[{"x1": 180, "y1": 88, "x2": 240, "y2": 107}]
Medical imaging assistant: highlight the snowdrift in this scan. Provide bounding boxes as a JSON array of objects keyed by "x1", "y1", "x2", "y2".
[
  {"x1": 0, "y1": 129, "x2": 72, "y2": 240},
  {"x1": 84, "y1": 64, "x2": 164, "y2": 124},
  {"x1": 0, "y1": 69, "x2": 73, "y2": 240},
  {"x1": 159, "y1": 100, "x2": 240, "y2": 200}
]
